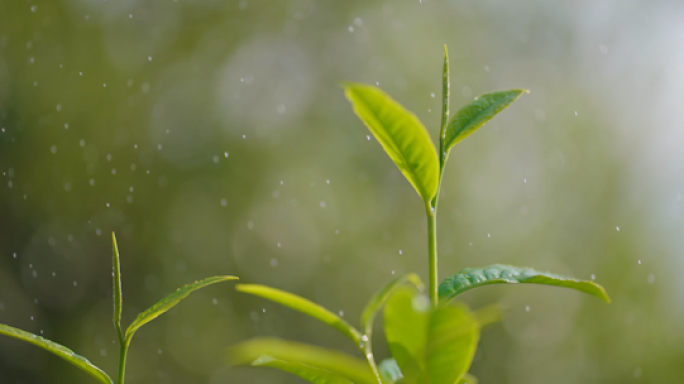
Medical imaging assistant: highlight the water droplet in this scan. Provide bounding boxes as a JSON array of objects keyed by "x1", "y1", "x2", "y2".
[
  {"x1": 220, "y1": 199, "x2": 228, "y2": 207},
  {"x1": 277, "y1": 242, "x2": 281, "y2": 247},
  {"x1": 50, "y1": 145, "x2": 57, "y2": 154},
  {"x1": 430, "y1": 93, "x2": 435, "y2": 98},
  {"x1": 89, "y1": 178, "x2": 95, "y2": 186},
  {"x1": 366, "y1": 135, "x2": 371, "y2": 140},
  {"x1": 633, "y1": 367, "x2": 641, "y2": 378},
  {"x1": 79, "y1": 139, "x2": 85, "y2": 147},
  {"x1": 270, "y1": 258, "x2": 278, "y2": 267},
  {"x1": 30, "y1": 316, "x2": 34, "y2": 321},
  {"x1": 326, "y1": 179, "x2": 330, "y2": 184},
  {"x1": 320, "y1": 201, "x2": 326, "y2": 208},
  {"x1": 591, "y1": 274, "x2": 596, "y2": 280},
  {"x1": 106, "y1": 202, "x2": 110, "y2": 207},
  {"x1": 213, "y1": 155, "x2": 219, "y2": 164},
  {"x1": 52, "y1": 272, "x2": 56, "y2": 277},
  {"x1": 212, "y1": 298, "x2": 218, "y2": 305},
  {"x1": 73, "y1": 281, "x2": 78, "y2": 287},
  {"x1": 242, "y1": 134, "x2": 246, "y2": 139},
  {"x1": 335, "y1": 230, "x2": 339, "y2": 235},
  {"x1": 96, "y1": 229, "x2": 102, "y2": 236},
  {"x1": 224, "y1": 151, "x2": 229, "y2": 158},
  {"x1": 647, "y1": 274, "x2": 655, "y2": 284},
  {"x1": 523, "y1": 178, "x2": 527, "y2": 183},
  {"x1": 525, "y1": 305, "x2": 530, "y2": 312},
  {"x1": 12, "y1": 252, "x2": 17, "y2": 259},
  {"x1": 262, "y1": 308, "x2": 266, "y2": 313},
  {"x1": 100, "y1": 349, "x2": 107, "y2": 357},
  {"x1": 398, "y1": 250, "x2": 402, "y2": 255},
  {"x1": 158, "y1": 349, "x2": 162, "y2": 354},
  {"x1": 348, "y1": 26, "x2": 354, "y2": 32},
  {"x1": 338, "y1": 310, "x2": 344, "y2": 317},
  {"x1": 637, "y1": 260, "x2": 641, "y2": 265},
  {"x1": 616, "y1": 226, "x2": 620, "y2": 231},
  {"x1": 247, "y1": 221, "x2": 254, "y2": 230},
  {"x1": 574, "y1": 111, "x2": 578, "y2": 116},
  {"x1": 30, "y1": 5, "x2": 37, "y2": 12},
  {"x1": 391, "y1": 270, "x2": 395, "y2": 275},
  {"x1": 148, "y1": 56, "x2": 152, "y2": 62},
  {"x1": 487, "y1": 233, "x2": 491, "y2": 238}
]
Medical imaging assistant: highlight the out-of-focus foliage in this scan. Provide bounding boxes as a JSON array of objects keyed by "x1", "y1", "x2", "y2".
[{"x1": 1, "y1": 0, "x2": 683, "y2": 383}]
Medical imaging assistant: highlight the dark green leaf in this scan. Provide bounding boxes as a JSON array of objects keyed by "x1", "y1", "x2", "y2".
[
  {"x1": 344, "y1": 83, "x2": 439, "y2": 203},
  {"x1": 426, "y1": 304, "x2": 480, "y2": 384},
  {"x1": 439, "y1": 265, "x2": 610, "y2": 304},
  {"x1": 384, "y1": 287, "x2": 430, "y2": 383},
  {"x1": 378, "y1": 358, "x2": 403, "y2": 384},
  {"x1": 444, "y1": 90, "x2": 527, "y2": 151},
  {"x1": 236, "y1": 284, "x2": 361, "y2": 343},
  {"x1": 125, "y1": 276, "x2": 238, "y2": 341},
  {"x1": 111, "y1": 232, "x2": 123, "y2": 340},
  {"x1": 361, "y1": 273, "x2": 423, "y2": 333},
  {"x1": 251, "y1": 355, "x2": 354, "y2": 384},
  {"x1": 0, "y1": 323, "x2": 112, "y2": 384},
  {"x1": 228, "y1": 337, "x2": 376, "y2": 384}
]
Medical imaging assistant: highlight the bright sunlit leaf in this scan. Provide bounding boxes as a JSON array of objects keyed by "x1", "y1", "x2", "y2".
[
  {"x1": 227, "y1": 337, "x2": 376, "y2": 384},
  {"x1": 444, "y1": 90, "x2": 526, "y2": 152},
  {"x1": 125, "y1": 276, "x2": 238, "y2": 342},
  {"x1": 236, "y1": 284, "x2": 362, "y2": 343},
  {"x1": 0, "y1": 323, "x2": 113, "y2": 384},
  {"x1": 251, "y1": 355, "x2": 354, "y2": 384},
  {"x1": 426, "y1": 304, "x2": 480, "y2": 384},
  {"x1": 344, "y1": 83, "x2": 440, "y2": 203},
  {"x1": 439, "y1": 265, "x2": 610, "y2": 304}
]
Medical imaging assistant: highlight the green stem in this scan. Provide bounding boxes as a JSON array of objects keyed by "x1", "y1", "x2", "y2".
[
  {"x1": 117, "y1": 337, "x2": 130, "y2": 384},
  {"x1": 360, "y1": 331, "x2": 382, "y2": 384},
  {"x1": 427, "y1": 205, "x2": 438, "y2": 307}
]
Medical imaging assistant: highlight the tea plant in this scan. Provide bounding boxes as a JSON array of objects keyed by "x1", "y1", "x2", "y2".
[
  {"x1": 0, "y1": 233, "x2": 238, "y2": 384},
  {"x1": 229, "y1": 45, "x2": 610, "y2": 384}
]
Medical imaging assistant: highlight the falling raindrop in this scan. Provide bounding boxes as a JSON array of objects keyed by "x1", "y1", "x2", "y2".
[
  {"x1": 398, "y1": 250, "x2": 403, "y2": 255},
  {"x1": 320, "y1": 201, "x2": 326, "y2": 208},
  {"x1": 220, "y1": 199, "x2": 227, "y2": 207},
  {"x1": 591, "y1": 274, "x2": 596, "y2": 280},
  {"x1": 270, "y1": 258, "x2": 278, "y2": 267},
  {"x1": 525, "y1": 305, "x2": 530, "y2": 312},
  {"x1": 338, "y1": 310, "x2": 344, "y2": 317}
]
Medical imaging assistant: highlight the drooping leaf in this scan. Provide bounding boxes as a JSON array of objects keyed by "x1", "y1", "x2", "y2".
[
  {"x1": 378, "y1": 358, "x2": 403, "y2": 384},
  {"x1": 0, "y1": 323, "x2": 113, "y2": 384},
  {"x1": 444, "y1": 90, "x2": 527, "y2": 152},
  {"x1": 383, "y1": 287, "x2": 430, "y2": 384},
  {"x1": 111, "y1": 232, "x2": 123, "y2": 340},
  {"x1": 251, "y1": 355, "x2": 354, "y2": 384},
  {"x1": 361, "y1": 273, "x2": 424, "y2": 333},
  {"x1": 425, "y1": 304, "x2": 480, "y2": 384},
  {"x1": 344, "y1": 83, "x2": 439, "y2": 203},
  {"x1": 227, "y1": 337, "x2": 376, "y2": 384},
  {"x1": 459, "y1": 373, "x2": 478, "y2": 384},
  {"x1": 439, "y1": 265, "x2": 610, "y2": 304},
  {"x1": 236, "y1": 284, "x2": 361, "y2": 343},
  {"x1": 125, "y1": 276, "x2": 238, "y2": 341}
]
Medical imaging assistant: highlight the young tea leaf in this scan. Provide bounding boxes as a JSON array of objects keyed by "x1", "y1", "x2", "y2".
[
  {"x1": 111, "y1": 232, "x2": 123, "y2": 341},
  {"x1": 251, "y1": 355, "x2": 354, "y2": 384},
  {"x1": 384, "y1": 287, "x2": 430, "y2": 383},
  {"x1": 125, "y1": 275, "x2": 238, "y2": 342},
  {"x1": 378, "y1": 358, "x2": 403, "y2": 384},
  {"x1": 426, "y1": 304, "x2": 480, "y2": 384},
  {"x1": 444, "y1": 90, "x2": 527, "y2": 152},
  {"x1": 439, "y1": 265, "x2": 610, "y2": 304},
  {"x1": 343, "y1": 83, "x2": 440, "y2": 203},
  {"x1": 0, "y1": 323, "x2": 113, "y2": 384},
  {"x1": 361, "y1": 273, "x2": 424, "y2": 333},
  {"x1": 227, "y1": 337, "x2": 376, "y2": 384},
  {"x1": 236, "y1": 284, "x2": 362, "y2": 343}
]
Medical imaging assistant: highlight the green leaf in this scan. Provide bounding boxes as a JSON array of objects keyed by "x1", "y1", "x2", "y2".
[
  {"x1": 125, "y1": 275, "x2": 238, "y2": 342},
  {"x1": 361, "y1": 273, "x2": 424, "y2": 333},
  {"x1": 343, "y1": 83, "x2": 439, "y2": 203},
  {"x1": 0, "y1": 323, "x2": 113, "y2": 384},
  {"x1": 439, "y1": 265, "x2": 611, "y2": 304},
  {"x1": 444, "y1": 89, "x2": 527, "y2": 152},
  {"x1": 236, "y1": 284, "x2": 362, "y2": 343},
  {"x1": 459, "y1": 373, "x2": 478, "y2": 384},
  {"x1": 111, "y1": 232, "x2": 123, "y2": 341},
  {"x1": 378, "y1": 358, "x2": 403, "y2": 384},
  {"x1": 426, "y1": 304, "x2": 480, "y2": 384},
  {"x1": 227, "y1": 337, "x2": 376, "y2": 384},
  {"x1": 251, "y1": 355, "x2": 354, "y2": 384},
  {"x1": 383, "y1": 287, "x2": 430, "y2": 384}
]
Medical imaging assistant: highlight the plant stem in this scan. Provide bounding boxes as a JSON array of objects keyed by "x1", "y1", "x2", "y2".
[
  {"x1": 427, "y1": 205, "x2": 438, "y2": 307},
  {"x1": 117, "y1": 338, "x2": 129, "y2": 384},
  {"x1": 360, "y1": 332, "x2": 383, "y2": 384}
]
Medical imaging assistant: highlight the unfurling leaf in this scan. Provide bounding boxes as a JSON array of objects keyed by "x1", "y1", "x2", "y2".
[
  {"x1": 444, "y1": 90, "x2": 526, "y2": 152},
  {"x1": 344, "y1": 83, "x2": 439, "y2": 203},
  {"x1": 125, "y1": 276, "x2": 238, "y2": 342},
  {"x1": 227, "y1": 337, "x2": 376, "y2": 384},
  {"x1": 0, "y1": 323, "x2": 113, "y2": 384},
  {"x1": 251, "y1": 355, "x2": 354, "y2": 384},
  {"x1": 236, "y1": 284, "x2": 362, "y2": 343},
  {"x1": 439, "y1": 265, "x2": 610, "y2": 304},
  {"x1": 111, "y1": 232, "x2": 123, "y2": 341}
]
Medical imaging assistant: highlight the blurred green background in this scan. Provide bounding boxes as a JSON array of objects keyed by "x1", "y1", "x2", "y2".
[{"x1": 1, "y1": 0, "x2": 683, "y2": 383}]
